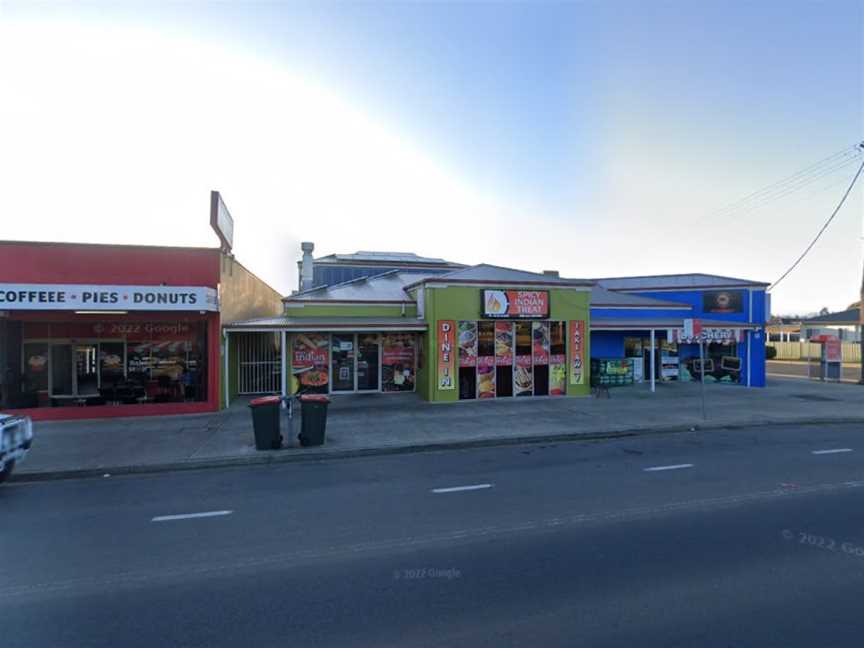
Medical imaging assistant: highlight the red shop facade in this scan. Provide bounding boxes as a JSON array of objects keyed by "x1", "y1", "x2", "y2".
[{"x1": 0, "y1": 241, "x2": 222, "y2": 420}]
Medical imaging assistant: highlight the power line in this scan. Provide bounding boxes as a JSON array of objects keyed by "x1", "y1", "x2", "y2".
[
  {"x1": 768, "y1": 155, "x2": 864, "y2": 292},
  {"x1": 720, "y1": 152, "x2": 864, "y2": 221},
  {"x1": 714, "y1": 146, "x2": 864, "y2": 219}
]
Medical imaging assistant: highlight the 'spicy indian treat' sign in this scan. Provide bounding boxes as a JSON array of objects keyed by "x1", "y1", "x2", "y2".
[
  {"x1": 437, "y1": 320, "x2": 456, "y2": 390},
  {"x1": 482, "y1": 290, "x2": 549, "y2": 319},
  {"x1": 569, "y1": 320, "x2": 585, "y2": 385}
]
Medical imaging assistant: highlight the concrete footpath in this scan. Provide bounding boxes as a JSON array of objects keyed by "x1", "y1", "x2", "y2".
[{"x1": 13, "y1": 377, "x2": 864, "y2": 481}]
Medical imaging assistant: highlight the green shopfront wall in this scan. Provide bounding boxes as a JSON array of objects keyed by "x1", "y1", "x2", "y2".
[
  {"x1": 421, "y1": 286, "x2": 591, "y2": 401},
  {"x1": 284, "y1": 304, "x2": 418, "y2": 318}
]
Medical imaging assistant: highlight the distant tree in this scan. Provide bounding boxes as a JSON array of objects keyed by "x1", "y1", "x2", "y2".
[{"x1": 819, "y1": 307, "x2": 830, "y2": 316}]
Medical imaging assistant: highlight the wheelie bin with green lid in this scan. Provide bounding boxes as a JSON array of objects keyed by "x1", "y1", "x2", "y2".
[
  {"x1": 298, "y1": 394, "x2": 330, "y2": 447},
  {"x1": 249, "y1": 395, "x2": 283, "y2": 450}
]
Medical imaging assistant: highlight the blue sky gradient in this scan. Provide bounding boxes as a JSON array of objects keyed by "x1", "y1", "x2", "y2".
[{"x1": 1, "y1": 1, "x2": 862, "y2": 312}]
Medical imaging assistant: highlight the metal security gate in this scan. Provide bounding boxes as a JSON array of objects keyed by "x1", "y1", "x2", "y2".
[{"x1": 236, "y1": 332, "x2": 282, "y2": 394}]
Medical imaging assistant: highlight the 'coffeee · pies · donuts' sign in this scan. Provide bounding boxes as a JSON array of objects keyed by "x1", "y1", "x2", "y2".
[{"x1": 0, "y1": 284, "x2": 219, "y2": 311}]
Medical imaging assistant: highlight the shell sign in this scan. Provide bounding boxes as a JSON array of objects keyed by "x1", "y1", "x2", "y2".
[{"x1": 482, "y1": 290, "x2": 549, "y2": 319}]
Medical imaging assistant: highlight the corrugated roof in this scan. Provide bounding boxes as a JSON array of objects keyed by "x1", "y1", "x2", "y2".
[
  {"x1": 225, "y1": 316, "x2": 428, "y2": 331},
  {"x1": 594, "y1": 273, "x2": 770, "y2": 290},
  {"x1": 590, "y1": 285, "x2": 691, "y2": 309},
  {"x1": 800, "y1": 308, "x2": 860, "y2": 325},
  {"x1": 407, "y1": 264, "x2": 593, "y2": 288},
  {"x1": 286, "y1": 270, "x2": 437, "y2": 302},
  {"x1": 313, "y1": 251, "x2": 462, "y2": 266}
]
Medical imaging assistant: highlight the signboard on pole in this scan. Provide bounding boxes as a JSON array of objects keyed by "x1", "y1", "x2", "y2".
[{"x1": 210, "y1": 190, "x2": 235, "y2": 252}]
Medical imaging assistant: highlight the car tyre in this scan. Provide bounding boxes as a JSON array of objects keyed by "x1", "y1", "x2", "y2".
[{"x1": 0, "y1": 460, "x2": 15, "y2": 484}]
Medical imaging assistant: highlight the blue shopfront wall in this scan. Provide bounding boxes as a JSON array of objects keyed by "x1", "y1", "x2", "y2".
[{"x1": 589, "y1": 288, "x2": 767, "y2": 387}]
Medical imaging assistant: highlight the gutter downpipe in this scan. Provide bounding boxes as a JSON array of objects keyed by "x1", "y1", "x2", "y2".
[
  {"x1": 223, "y1": 329, "x2": 230, "y2": 408},
  {"x1": 650, "y1": 329, "x2": 656, "y2": 393},
  {"x1": 747, "y1": 290, "x2": 753, "y2": 387},
  {"x1": 280, "y1": 330, "x2": 288, "y2": 402}
]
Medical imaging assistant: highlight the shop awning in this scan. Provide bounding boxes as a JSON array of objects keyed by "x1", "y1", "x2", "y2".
[
  {"x1": 224, "y1": 316, "x2": 428, "y2": 333},
  {"x1": 591, "y1": 317, "x2": 757, "y2": 330}
]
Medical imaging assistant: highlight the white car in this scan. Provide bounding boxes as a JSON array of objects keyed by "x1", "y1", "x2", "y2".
[{"x1": 0, "y1": 414, "x2": 34, "y2": 483}]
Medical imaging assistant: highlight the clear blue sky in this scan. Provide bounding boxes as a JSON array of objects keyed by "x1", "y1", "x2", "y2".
[{"x1": 1, "y1": 1, "x2": 862, "y2": 313}]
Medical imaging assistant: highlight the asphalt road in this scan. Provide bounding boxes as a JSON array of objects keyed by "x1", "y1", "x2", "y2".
[
  {"x1": 5, "y1": 422, "x2": 864, "y2": 647},
  {"x1": 767, "y1": 359, "x2": 862, "y2": 382}
]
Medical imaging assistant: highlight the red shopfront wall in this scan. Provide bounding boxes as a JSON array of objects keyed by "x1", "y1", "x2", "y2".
[
  {"x1": 6, "y1": 312, "x2": 221, "y2": 421},
  {"x1": 0, "y1": 242, "x2": 222, "y2": 420},
  {"x1": 0, "y1": 241, "x2": 220, "y2": 287}
]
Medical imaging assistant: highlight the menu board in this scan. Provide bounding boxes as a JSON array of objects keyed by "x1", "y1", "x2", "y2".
[
  {"x1": 494, "y1": 322, "x2": 513, "y2": 366},
  {"x1": 477, "y1": 361, "x2": 495, "y2": 398},
  {"x1": 458, "y1": 321, "x2": 477, "y2": 368},
  {"x1": 292, "y1": 333, "x2": 330, "y2": 390},
  {"x1": 569, "y1": 320, "x2": 585, "y2": 385},
  {"x1": 437, "y1": 320, "x2": 456, "y2": 390},
  {"x1": 532, "y1": 322, "x2": 550, "y2": 364},
  {"x1": 483, "y1": 290, "x2": 549, "y2": 319}
]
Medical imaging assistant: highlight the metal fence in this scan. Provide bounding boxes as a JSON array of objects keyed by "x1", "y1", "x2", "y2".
[
  {"x1": 236, "y1": 332, "x2": 282, "y2": 394},
  {"x1": 767, "y1": 341, "x2": 862, "y2": 363}
]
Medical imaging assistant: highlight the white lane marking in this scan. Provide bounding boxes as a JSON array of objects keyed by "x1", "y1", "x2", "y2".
[
  {"x1": 812, "y1": 448, "x2": 853, "y2": 455},
  {"x1": 432, "y1": 484, "x2": 493, "y2": 494},
  {"x1": 643, "y1": 464, "x2": 694, "y2": 472},
  {"x1": 151, "y1": 510, "x2": 233, "y2": 522}
]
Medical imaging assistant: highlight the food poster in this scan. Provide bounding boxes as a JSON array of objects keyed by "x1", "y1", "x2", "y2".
[
  {"x1": 292, "y1": 333, "x2": 330, "y2": 392},
  {"x1": 514, "y1": 355, "x2": 533, "y2": 396},
  {"x1": 549, "y1": 321, "x2": 566, "y2": 395},
  {"x1": 458, "y1": 321, "x2": 477, "y2": 367},
  {"x1": 477, "y1": 358, "x2": 496, "y2": 398},
  {"x1": 382, "y1": 334, "x2": 416, "y2": 392},
  {"x1": 532, "y1": 322, "x2": 550, "y2": 365},
  {"x1": 494, "y1": 322, "x2": 513, "y2": 366},
  {"x1": 437, "y1": 320, "x2": 456, "y2": 390},
  {"x1": 569, "y1": 320, "x2": 585, "y2": 385}
]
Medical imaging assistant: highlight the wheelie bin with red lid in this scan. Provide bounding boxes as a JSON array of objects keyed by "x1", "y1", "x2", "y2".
[
  {"x1": 249, "y1": 395, "x2": 283, "y2": 450},
  {"x1": 298, "y1": 394, "x2": 330, "y2": 447}
]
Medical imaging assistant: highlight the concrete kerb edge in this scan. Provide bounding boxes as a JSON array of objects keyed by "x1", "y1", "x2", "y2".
[{"x1": 12, "y1": 415, "x2": 864, "y2": 483}]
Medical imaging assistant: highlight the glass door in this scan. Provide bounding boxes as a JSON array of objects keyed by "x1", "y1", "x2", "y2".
[
  {"x1": 75, "y1": 344, "x2": 99, "y2": 396},
  {"x1": 357, "y1": 334, "x2": 380, "y2": 391},
  {"x1": 331, "y1": 334, "x2": 355, "y2": 392},
  {"x1": 51, "y1": 345, "x2": 74, "y2": 396}
]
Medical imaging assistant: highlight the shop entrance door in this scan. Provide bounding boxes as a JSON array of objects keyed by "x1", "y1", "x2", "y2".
[
  {"x1": 75, "y1": 344, "x2": 99, "y2": 396},
  {"x1": 331, "y1": 334, "x2": 355, "y2": 392},
  {"x1": 51, "y1": 345, "x2": 74, "y2": 396},
  {"x1": 356, "y1": 334, "x2": 380, "y2": 391}
]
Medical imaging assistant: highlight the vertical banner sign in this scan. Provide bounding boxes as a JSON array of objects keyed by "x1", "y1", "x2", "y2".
[
  {"x1": 438, "y1": 320, "x2": 456, "y2": 390},
  {"x1": 569, "y1": 320, "x2": 585, "y2": 385}
]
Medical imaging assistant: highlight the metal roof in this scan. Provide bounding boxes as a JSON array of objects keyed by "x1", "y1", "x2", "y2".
[
  {"x1": 407, "y1": 264, "x2": 593, "y2": 288},
  {"x1": 225, "y1": 316, "x2": 428, "y2": 331},
  {"x1": 311, "y1": 251, "x2": 462, "y2": 266},
  {"x1": 590, "y1": 285, "x2": 691, "y2": 309},
  {"x1": 593, "y1": 273, "x2": 770, "y2": 290},
  {"x1": 286, "y1": 270, "x2": 438, "y2": 302},
  {"x1": 800, "y1": 308, "x2": 860, "y2": 325}
]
